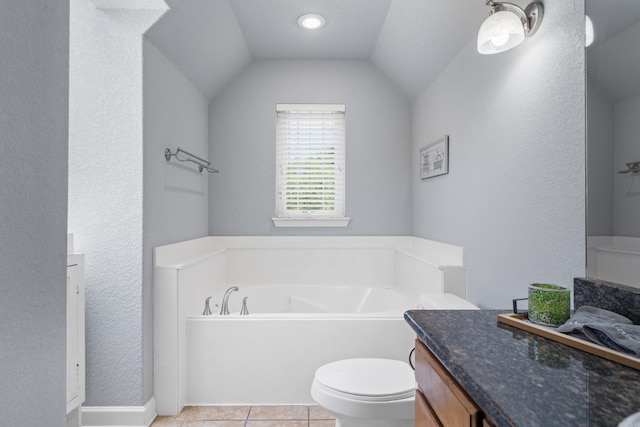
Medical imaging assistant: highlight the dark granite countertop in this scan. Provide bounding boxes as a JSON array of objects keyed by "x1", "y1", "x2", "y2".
[{"x1": 405, "y1": 309, "x2": 640, "y2": 427}]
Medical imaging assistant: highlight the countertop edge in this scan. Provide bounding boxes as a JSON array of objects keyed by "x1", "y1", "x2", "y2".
[{"x1": 405, "y1": 310, "x2": 514, "y2": 427}]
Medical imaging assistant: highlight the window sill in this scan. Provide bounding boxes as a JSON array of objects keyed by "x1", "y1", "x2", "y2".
[{"x1": 272, "y1": 217, "x2": 351, "y2": 228}]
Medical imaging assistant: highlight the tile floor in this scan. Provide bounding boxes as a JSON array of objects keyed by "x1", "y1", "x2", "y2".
[{"x1": 151, "y1": 405, "x2": 335, "y2": 427}]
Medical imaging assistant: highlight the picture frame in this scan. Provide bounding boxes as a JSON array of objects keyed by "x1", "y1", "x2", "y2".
[{"x1": 420, "y1": 135, "x2": 449, "y2": 180}]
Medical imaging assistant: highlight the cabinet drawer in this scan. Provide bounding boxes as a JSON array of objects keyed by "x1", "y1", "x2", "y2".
[
  {"x1": 415, "y1": 339, "x2": 480, "y2": 427},
  {"x1": 416, "y1": 389, "x2": 443, "y2": 427}
]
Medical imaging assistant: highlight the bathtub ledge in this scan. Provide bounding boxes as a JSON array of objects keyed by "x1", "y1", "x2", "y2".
[
  {"x1": 395, "y1": 248, "x2": 462, "y2": 269},
  {"x1": 154, "y1": 248, "x2": 227, "y2": 270},
  {"x1": 592, "y1": 247, "x2": 640, "y2": 256},
  {"x1": 271, "y1": 217, "x2": 351, "y2": 227}
]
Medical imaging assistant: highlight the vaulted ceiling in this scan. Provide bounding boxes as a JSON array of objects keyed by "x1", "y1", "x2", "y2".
[{"x1": 144, "y1": 0, "x2": 489, "y2": 102}]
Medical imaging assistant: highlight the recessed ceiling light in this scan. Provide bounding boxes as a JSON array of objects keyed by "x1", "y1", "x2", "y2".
[{"x1": 298, "y1": 13, "x2": 326, "y2": 30}]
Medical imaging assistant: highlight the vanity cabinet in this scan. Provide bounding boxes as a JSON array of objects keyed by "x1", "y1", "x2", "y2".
[
  {"x1": 67, "y1": 254, "x2": 85, "y2": 414},
  {"x1": 414, "y1": 339, "x2": 494, "y2": 427},
  {"x1": 407, "y1": 309, "x2": 640, "y2": 426}
]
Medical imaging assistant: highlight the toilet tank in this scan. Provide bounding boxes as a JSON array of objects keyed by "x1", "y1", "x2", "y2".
[{"x1": 419, "y1": 293, "x2": 479, "y2": 310}]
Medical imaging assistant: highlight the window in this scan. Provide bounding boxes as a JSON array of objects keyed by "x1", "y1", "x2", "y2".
[{"x1": 273, "y1": 104, "x2": 349, "y2": 227}]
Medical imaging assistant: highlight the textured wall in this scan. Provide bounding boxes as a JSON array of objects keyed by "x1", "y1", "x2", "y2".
[
  {"x1": 614, "y1": 93, "x2": 640, "y2": 237},
  {"x1": 209, "y1": 60, "x2": 412, "y2": 236},
  {"x1": 68, "y1": 0, "x2": 165, "y2": 406},
  {"x1": 0, "y1": 1, "x2": 69, "y2": 425},
  {"x1": 142, "y1": 38, "x2": 210, "y2": 400},
  {"x1": 411, "y1": 0, "x2": 586, "y2": 308},
  {"x1": 587, "y1": 79, "x2": 614, "y2": 236}
]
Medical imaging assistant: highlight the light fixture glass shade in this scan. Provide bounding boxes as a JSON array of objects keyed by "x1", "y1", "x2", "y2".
[
  {"x1": 477, "y1": 10, "x2": 526, "y2": 54},
  {"x1": 585, "y1": 15, "x2": 594, "y2": 47}
]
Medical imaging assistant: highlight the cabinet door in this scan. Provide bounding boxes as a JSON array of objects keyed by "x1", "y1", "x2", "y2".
[
  {"x1": 67, "y1": 264, "x2": 81, "y2": 413},
  {"x1": 416, "y1": 389, "x2": 443, "y2": 427},
  {"x1": 415, "y1": 340, "x2": 480, "y2": 427}
]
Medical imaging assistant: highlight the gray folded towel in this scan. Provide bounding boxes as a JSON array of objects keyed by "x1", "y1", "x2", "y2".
[
  {"x1": 556, "y1": 306, "x2": 633, "y2": 333},
  {"x1": 583, "y1": 323, "x2": 640, "y2": 357},
  {"x1": 557, "y1": 306, "x2": 640, "y2": 356}
]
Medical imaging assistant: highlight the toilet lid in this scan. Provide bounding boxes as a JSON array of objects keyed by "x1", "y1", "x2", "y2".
[{"x1": 314, "y1": 358, "x2": 415, "y2": 400}]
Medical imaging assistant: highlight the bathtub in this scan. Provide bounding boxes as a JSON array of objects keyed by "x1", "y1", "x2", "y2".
[
  {"x1": 186, "y1": 285, "x2": 424, "y2": 405},
  {"x1": 154, "y1": 236, "x2": 471, "y2": 415},
  {"x1": 201, "y1": 285, "x2": 415, "y2": 315},
  {"x1": 587, "y1": 236, "x2": 640, "y2": 289}
]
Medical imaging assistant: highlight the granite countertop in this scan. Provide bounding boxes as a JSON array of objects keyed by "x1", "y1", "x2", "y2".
[{"x1": 405, "y1": 309, "x2": 640, "y2": 427}]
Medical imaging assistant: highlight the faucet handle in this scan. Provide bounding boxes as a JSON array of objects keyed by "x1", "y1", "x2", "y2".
[
  {"x1": 203, "y1": 296, "x2": 213, "y2": 316},
  {"x1": 240, "y1": 296, "x2": 249, "y2": 315}
]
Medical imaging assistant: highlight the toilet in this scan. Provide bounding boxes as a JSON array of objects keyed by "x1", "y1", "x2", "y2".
[{"x1": 311, "y1": 358, "x2": 415, "y2": 427}]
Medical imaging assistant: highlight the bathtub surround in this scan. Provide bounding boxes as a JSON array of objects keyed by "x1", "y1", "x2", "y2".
[
  {"x1": 0, "y1": 1, "x2": 69, "y2": 425},
  {"x1": 411, "y1": 0, "x2": 585, "y2": 308},
  {"x1": 154, "y1": 236, "x2": 466, "y2": 415},
  {"x1": 587, "y1": 236, "x2": 640, "y2": 289},
  {"x1": 187, "y1": 292, "x2": 415, "y2": 407}
]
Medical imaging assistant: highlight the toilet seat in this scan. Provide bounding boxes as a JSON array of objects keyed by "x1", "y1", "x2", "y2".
[{"x1": 313, "y1": 358, "x2": 415, "y2": 402}]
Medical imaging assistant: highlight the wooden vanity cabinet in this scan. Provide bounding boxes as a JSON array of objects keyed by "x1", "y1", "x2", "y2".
[
  {"x1": 416, "y1": 388, "x2": 443, "y2": 426},
  {"x1": 414, "y1": 339, "x2": 494, "y2": 427}
]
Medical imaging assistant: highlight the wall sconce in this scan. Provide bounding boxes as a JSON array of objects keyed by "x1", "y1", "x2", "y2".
[
  {"x1": 477, "y1": 1, "x2": 544, "y2": 55},
  {"x1": 585, "y1": 15, "x2": 594, "y2": 47}
]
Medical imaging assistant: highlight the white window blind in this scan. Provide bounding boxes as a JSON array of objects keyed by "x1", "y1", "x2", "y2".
[{"x1": 275, "y1": 104, "x2": 346, "y2": 220}]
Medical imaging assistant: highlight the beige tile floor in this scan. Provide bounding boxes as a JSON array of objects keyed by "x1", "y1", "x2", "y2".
[{"x1": 151, "y1": 405, "x2": 335, "y2": 427}]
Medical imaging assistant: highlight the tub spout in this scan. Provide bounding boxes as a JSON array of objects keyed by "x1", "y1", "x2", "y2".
[
  {"x1": 240, "y1": 296, "x2": 249, "y2": 315},
  {"x1": 220, "y1": 286, "x2": 239, "y2": 315}
]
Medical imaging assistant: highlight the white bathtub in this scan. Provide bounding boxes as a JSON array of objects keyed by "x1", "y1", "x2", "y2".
[
  {"x1": 587, "y1": 236, "x2": 640, "y2": 289},
  {"x1": 199, "y1": 285, "x2": 415, "y2": 316},
  {"x1": 154, "y1": 236, "x2": 471, "y2": 415},
  {"x1": 185, "y1": 285, "x2": 428, "y2": 405}
]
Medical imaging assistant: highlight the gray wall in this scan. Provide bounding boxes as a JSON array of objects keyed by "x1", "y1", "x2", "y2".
[
  {"x1": 587, "y1": 80, "x2": 640, "y2": 239},
  {"x1": 66, "y1": 0, "x2": 588, "y2": 412},
  {"x1": 587, "y1": 79, "x2": 615, "y2": 236},
  {"x1": 209, "y1": 60, "x2": 412, "y2": 236},
  {"x1": 411, "y1": 0, "x2": 586, "y2": 308},
  {"x1": 143, "y1": 38, "x2": 210, "y2": 399},
  {"x1": 0, "y1": 1, "x2": 69, "y2": 425},
  {"x1": 68, "y1": 0, "x2": 165, "y2": 406},
  {"x1": 614, "y1": 93, "x2": 640, "y2": 237}
]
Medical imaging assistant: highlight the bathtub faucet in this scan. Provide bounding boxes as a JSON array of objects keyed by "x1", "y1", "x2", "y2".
[{"x1": 220, "y1": 286, "x2": 239, "y2": 315}]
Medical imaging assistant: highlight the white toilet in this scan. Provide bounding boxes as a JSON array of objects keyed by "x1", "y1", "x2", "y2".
[{"x1": 311, "y1": 358, "x2": 415, "y2": 427}]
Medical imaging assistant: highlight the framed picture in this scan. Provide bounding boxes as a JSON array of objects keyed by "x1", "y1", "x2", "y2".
[{"x1": 420, "y1": 135, "x2": 449, "y2": 180}]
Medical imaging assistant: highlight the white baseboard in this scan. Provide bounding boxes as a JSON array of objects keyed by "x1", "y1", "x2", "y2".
[{"x1": 81, "y1": 396, "x2": 157, "y2": 427}]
